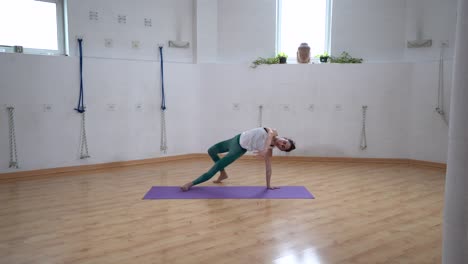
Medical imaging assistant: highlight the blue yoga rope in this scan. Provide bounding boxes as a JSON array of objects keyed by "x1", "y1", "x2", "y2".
[
  {"x1": 74, "y1": 38, "x2": 90, "y2": 159},
  {"x1": 159, "y1": 46, "x2": 168, "y2": 153},
  {"x1": 75, "y1": 39, "x2": 85, "y2": 113},
  {"x1": 159, "y1": 46, "x2": 166, "y2": 111}
]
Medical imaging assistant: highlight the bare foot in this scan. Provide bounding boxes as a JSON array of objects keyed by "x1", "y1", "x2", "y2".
[
  {"x1": 213, "y1": 171, "x2": 228, "y2": 183},
  {"x1": 181, "y1": 182, "x2": 193, "y2": 191}
]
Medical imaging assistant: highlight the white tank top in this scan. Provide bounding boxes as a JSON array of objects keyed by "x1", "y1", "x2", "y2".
[{"x1": 239, "y1": 128, "x2": 268, "y2": 151}]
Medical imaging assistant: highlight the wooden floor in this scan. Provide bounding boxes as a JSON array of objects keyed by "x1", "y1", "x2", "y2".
[{"x1": 0, "y1": 157, "x2": 445, "y2": 264}]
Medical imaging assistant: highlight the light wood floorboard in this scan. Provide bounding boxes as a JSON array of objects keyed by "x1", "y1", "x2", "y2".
[{"x1": 0, "y1": 158, "x2": 445, "y2": 264}]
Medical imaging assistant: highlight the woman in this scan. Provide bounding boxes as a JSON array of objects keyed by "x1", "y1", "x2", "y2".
[{"x1": 181, "y1": 127, "x2": 296, "y2": 191}]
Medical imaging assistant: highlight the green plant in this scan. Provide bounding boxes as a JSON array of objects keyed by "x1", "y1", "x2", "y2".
[
  {"x1": 276, "y1": 52, "x2": 288, "y2": 59},
  {"x1": 330, "y1": 51, "x2": 363, "y2": 63},
  {"x1": 250, "y1": 57, "x2": 280, "y2": 68},
  {"x1": 314, "y1": 52, "x2": 329, "y2": 58}
]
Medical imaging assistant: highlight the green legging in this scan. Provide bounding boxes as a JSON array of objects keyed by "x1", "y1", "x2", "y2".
[{"x1": 192, "y1": 134, "x2": 247, "y2": 185}]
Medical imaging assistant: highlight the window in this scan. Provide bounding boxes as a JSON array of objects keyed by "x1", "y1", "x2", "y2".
[
  {"x1": 277, "y1": 0, "x2": 332, "y2": 61},
  {"x1": 0, "y1": 0, "x2": 67, "y2": 55}
]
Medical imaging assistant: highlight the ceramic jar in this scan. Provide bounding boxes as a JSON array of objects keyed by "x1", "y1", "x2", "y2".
[{"x1": 297, "y1": 43, "x2": 311, "y2": 64}]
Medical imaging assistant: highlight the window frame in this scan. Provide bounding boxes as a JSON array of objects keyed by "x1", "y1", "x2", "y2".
[
  {"x1": 0, "y1": 0, "x2": 67, "y2": 56},
  {"x1": 276, "y1": 0, "x2": 333, "y2": 62}
]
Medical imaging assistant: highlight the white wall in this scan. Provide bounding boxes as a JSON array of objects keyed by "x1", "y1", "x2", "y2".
[
  {"x1": 408, "y1": 61, "x2": 451, "y2": 162},
  {"x1": 213, "y1": 0, "x2": 458, "y2": 63},
  {"x1": 0, "y1": 0, "x2": 458, "y2": 173},
  {"x1": 196, "y1": 0, "x2": 218, "y2": 63},
  {"x1": 0, "y1": 0, "x2": 201, "y2": 173},
  {"x1": 0, "y1": 52, "x2": 200, "y2": 173},
  {"x1": 67, "y1": 0, "x2": 195, "y2": 62},
  {"x1": 405, "y1": 0, "x2": 458, "y2": 61},
  {"x1": 403, "y1": 0, "x2": 455, "y2": 163},
  {"x1": 331, "y1": 0, "x2": 407, "y2": 62},
  {"x1": 217, "y1": 0, "x2": 277, "y2": 62},
  {"x1": 199, "y1": 63, "x2": 411, "y2": 159}
]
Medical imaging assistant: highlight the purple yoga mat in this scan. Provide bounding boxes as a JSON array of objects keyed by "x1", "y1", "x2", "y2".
[{"x1": 143, "y1": 186, "x2": 314, "y2": 199}]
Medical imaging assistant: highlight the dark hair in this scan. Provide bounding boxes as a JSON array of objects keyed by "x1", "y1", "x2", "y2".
[{"x1": 285, "y1": 138, "x2": 296, "y2": 152}]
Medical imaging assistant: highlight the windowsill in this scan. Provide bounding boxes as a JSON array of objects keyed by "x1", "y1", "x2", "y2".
[
  {"x1": 285, "y1": 58, "x2": 327, "y2": 64},
  {"x1": 0, "y1": 47, "x2": 64, "y2": 56},
  {"x1": 0, "y1": 52, "x2": 450, "y2": 65}
]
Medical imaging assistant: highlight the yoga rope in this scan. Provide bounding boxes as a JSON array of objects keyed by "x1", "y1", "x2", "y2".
[
  {"x1": 159, "y1": 46, "x2": 167, "y2": 153},
  {"x1": 79, "y1": 112, "x2": 90, "y2": 159},
  {"x1": 360, "y1": 105, "x2": 368, "y2": 150},
  {"x1": 436, "y1": 43, "x2": 448, "y2": 125},
  {"x1": 258, "y1": 105, "x2": 263, "y2": 127},
  {"x1": 7, "y1": 106, "x2": 19, "y2": 168},
  {"x1": 75, "y1": 39, "x2": 90, "y2": 159},
  {"x1": 75, "y1": 39, "x2": 85, "y2": 113}
]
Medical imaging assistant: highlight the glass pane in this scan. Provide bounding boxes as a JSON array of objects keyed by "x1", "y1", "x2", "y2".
[
  {"x1": 0, "y1": 0, "x2": 58, "y2": 50},
  {"x1": 279, "y1": 0, "x2": 327, "y2": 58}
]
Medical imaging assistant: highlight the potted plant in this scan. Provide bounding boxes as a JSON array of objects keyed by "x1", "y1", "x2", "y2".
[
  {"x1": 315, "y1": 52, "x2": 330, "y2": 63},
  {"x1": 330, "y1": 51, "x2": 363, "y2": 63},
  {"x1": 277, "y1": 52, "x2": 288, "y2": 64},
  {"x1": 250, "y1": 57, "x2": 280, "y2": 68}
]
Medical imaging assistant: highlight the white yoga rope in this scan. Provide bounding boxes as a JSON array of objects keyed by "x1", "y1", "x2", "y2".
[
  {"x1": 258, "y1": 105, "x2": 263, "y2": 127},
  {"x1": 436, "y1": 43, "x2": 449, "y2": 125},
  {"x1": 79, "y1": 112, "x2": 90, "y2": 159},
  {"x1": 360, "y1": 105, "x2": 368, "y2": 150},
  {"x1": 7, "y1": 107, "x2": 19, "y2": 168},
  {"x1": 75, "y1": 38, "x2": 90, "y2": 159},
  {"x1": 160, "y1": 110, "x2": 167, "y2": 154}
]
